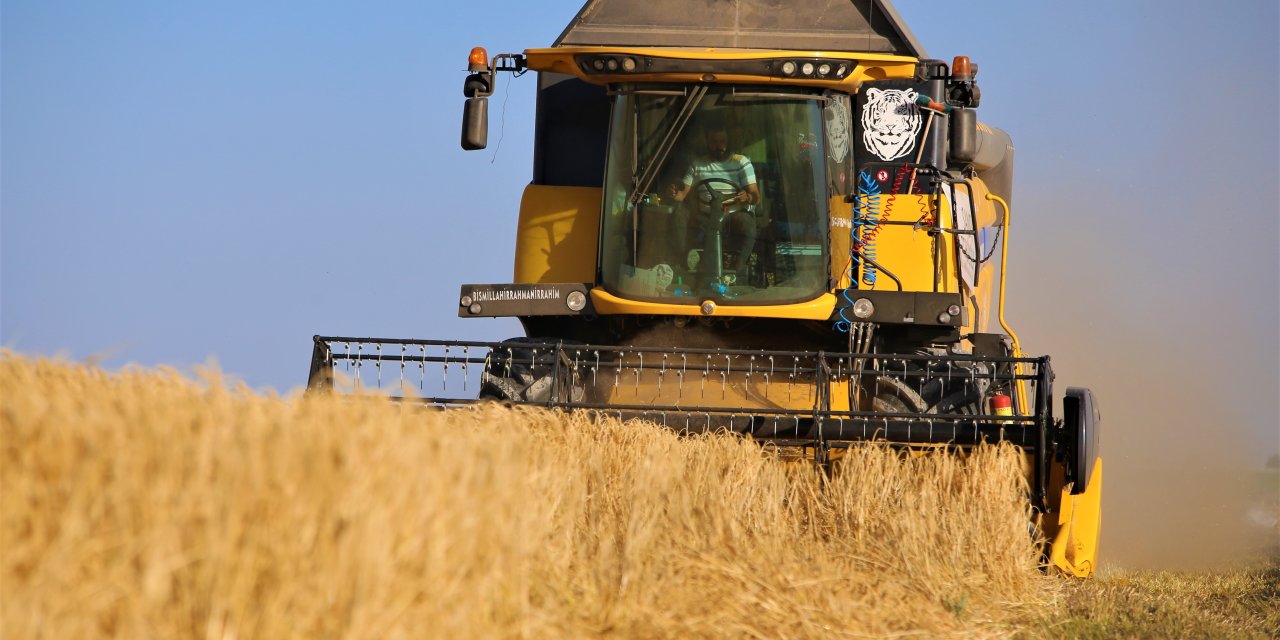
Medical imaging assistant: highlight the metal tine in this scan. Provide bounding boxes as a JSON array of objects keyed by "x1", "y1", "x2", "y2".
[
  {"x1": 355, "y1": 342, "x2": 362, "y2": 390},
  {"x1": 746, "y1": 354, "x2": 755, "y2": 390},
  {"x1": 442, "y1": 345, "x2": 450, "y2": 392},
  {"x1": 440, "y1": 345, "x2": 450, "y2": 389},
  {"x1": 787, "y1": 356, "x2": 798, "y2": 402},
  {"x1": 593, "y1": 350, "x2": 600, "y2": 388},
  {"x1": 572, "y1": 349, "x2": 582, "y2": 397},
  {"x1": 504, "y1": 347, "x2": 514, "y2": 379},
  {"x1": 462, "y1": 346, "x2": 469, "y2": 392},
  {"x1": 635, "y1": 352, "x2": 643, "y2": 395},
  {"x1": 375, "y1": 343, "x2": 382, "y2": 389},
  {"x1": 678, "y1": 353, "x2": 687, "y2": 402},
  {"x1": 419, "y1": 345, "x2": 426, "y2": 391},
  {"x1": 615, "y1": 351, "x2": 624, "y2": 390},
  {"x1": 720, "y1": 354, "x2": 729, "y2": 400},
  {"x1": 765, "y1": 355, "x2": 774, "y2": 400},
  {"x1": 657, "y1": 353, "x2": 667, "y2": 395},
  {"x1": 701, "y1": 354, "x2": 710, "y2": 398}
]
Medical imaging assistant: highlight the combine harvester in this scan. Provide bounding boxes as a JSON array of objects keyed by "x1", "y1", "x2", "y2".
[{"x1": 308, "y1": 0, "x2": 1103, "y2": 576}]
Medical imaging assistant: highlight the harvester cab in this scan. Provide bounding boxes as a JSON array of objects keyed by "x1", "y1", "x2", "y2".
[{"x1": 308, "y1": 0, "x2": 1103, "y2": 577}]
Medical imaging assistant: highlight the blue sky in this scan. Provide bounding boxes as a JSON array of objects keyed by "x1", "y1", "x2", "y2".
[{"x1": 3, "y1": 1, "x2": 1277, "y2": 567}]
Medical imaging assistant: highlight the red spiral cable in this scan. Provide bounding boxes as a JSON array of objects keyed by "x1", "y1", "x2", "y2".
[{"x1": 858, "y1": 165, "x2": 908, "y2": 249}]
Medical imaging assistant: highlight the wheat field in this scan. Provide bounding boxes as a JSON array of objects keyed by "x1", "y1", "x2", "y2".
[{"x1": 1, "y1": 354, "x2": 1060, "y2": 638}]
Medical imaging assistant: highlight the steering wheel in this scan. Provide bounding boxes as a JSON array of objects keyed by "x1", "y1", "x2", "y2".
[{"x1": 693, "y1": 178, "x2": 744, "y2": 222}]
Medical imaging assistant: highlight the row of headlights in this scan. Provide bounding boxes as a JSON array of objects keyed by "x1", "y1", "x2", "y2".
[
  {"x1": 578, "y1": 55, "x2": 853, "y2": 80},
  {"x1": 582, "y1": 55, "x2": 640, "y2": 73},
  {"x1": 777, "y1": 59, "x2": 851, "y2": 79}
]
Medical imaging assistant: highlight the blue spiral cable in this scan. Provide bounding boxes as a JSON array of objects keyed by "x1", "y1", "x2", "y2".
[
  {"x1": 857, "y1": 171, "x2": 882, "y2": 286},
  {"x1": 835, "y1": 171, "x2": 882, "y2": 333}
]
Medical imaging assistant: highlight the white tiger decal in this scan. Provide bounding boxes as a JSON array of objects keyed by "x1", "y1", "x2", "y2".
[{"x1": 861, "y1": 88, "x2": 921, "y2": 161}]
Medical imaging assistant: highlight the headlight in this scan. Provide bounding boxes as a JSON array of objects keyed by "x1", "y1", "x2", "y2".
[
  {"x1": 851, "y1": 298, "x2": 874, "y2": 319},
  {"x1": 621, "y1": 57, "x2": 637, "y2": 72},
  {"x1": 817, "y1": 63, "x2": 832, "y2": 76},
  {"x1": 780, "y1": 61, "x2": 797, "y2": 75},
  {"x1": 801, "y1": 62, "x2": 815, "y2": 76},
  {"x1": 566, "y1": 291, "x2": 587, "y2": 312}
]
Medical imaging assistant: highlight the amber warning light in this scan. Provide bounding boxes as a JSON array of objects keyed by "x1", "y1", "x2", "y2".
[
  {"x1": 952, "y1": 55, "x2": 972, "y2": 80},
  {"x1": 468, "y1": 47, "x2": 489, "y2": 72}
]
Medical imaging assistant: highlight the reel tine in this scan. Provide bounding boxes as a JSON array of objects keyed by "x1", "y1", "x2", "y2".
[{"x1": 442, "y1": 345, "x2": 449, "y2": 392}]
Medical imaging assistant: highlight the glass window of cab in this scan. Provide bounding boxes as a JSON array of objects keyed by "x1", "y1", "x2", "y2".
[{"x1": 600, "y1": 85, "x2": 834, "y2": 305}]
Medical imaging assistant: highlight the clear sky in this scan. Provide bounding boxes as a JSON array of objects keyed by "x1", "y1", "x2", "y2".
[{"x1": 3, "y1": 1, "x2": 1277, "y2": 567}]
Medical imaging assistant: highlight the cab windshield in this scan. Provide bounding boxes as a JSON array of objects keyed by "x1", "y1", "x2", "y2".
[{"x1": 601, "y1": 85, "x2": 829, "y2": 304}]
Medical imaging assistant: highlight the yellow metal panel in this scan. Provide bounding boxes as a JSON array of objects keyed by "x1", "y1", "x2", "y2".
[
  {"x1": 523, "y1": 47, "x2": 916, "y2": 89},
  {"x1": 1049, "y1": 458, "x2": 1103, "y2": 578},
  {"x1": 854, "y1": 193, "x2": 955, "y2": 293},
  {"x1": 514, "y1": 184, "x2": 602, "y2": 284},
  {"x1": 829, "y1": 196, "x2": 855, "y2": 290},
  {"x1": 591, "y1": 289, "x2": 837, "y2": 320}
]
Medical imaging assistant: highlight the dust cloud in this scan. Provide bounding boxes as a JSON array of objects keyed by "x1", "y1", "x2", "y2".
[{"x1": 1000, "y1": 182, "x2": 1279, "y2": 570}]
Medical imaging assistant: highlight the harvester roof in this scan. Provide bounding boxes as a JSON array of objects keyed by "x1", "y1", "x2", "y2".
[{"x1": 553, "y1": 0, "x2": 927, "y2": 58}]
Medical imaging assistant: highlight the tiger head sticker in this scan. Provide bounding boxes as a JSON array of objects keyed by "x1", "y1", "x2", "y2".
[{"x1": 861, "y1": 88, "x2": 921, "y2": 161}]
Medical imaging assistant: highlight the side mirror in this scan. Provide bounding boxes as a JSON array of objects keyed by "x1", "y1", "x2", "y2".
[
  {"x1": 462, "y1": 97, "x2": 488, "y2": 150},
  {"x1": 948, "y1": 107, "x2": 977, "y2": 166}
]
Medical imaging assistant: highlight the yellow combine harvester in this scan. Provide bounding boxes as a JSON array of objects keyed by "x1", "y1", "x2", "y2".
[{"x1": 307, "y1": 0, "x2": 1103, "y2": 576}]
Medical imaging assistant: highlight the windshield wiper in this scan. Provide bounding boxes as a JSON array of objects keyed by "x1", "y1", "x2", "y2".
[{"x1": 628, "y1": 85, "x2": 708, "y2": 206}]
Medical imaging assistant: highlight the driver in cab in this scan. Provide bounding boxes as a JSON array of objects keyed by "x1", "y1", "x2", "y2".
[{"x1": 668, "y1": 122, "x2": 760, "y2": 282}]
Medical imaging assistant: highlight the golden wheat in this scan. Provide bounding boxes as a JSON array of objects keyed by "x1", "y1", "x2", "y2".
[{"x1": 1, "y1": 354, "x2": 1058, "y2": 638}]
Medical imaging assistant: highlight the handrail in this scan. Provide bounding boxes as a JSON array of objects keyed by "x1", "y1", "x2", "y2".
[{"x1": 986, "y1": 192, "x2": 1028, "y2": 415}]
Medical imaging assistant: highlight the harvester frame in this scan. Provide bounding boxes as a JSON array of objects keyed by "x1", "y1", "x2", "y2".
[{"x1": 308, "y1": 0, "x2": 1104, "y2": 577}]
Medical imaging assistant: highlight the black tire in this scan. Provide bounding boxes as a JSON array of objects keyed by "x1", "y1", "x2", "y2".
[
  {"x1": 859, "y1": 360, "x2": 990, "y2": 415},
  {"x1": 479, "y1": 338, "x2": 584, "y2": 404}
]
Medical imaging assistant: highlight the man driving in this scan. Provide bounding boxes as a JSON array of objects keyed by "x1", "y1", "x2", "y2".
[{"x1": 669, "y1": 121, "x2": 761, "y2": 284}]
